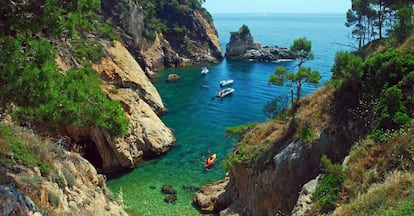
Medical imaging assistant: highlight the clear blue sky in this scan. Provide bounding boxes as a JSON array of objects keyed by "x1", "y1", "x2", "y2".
[{"x1": 203, "y1": 0, "x2": 351, "y2": 14}]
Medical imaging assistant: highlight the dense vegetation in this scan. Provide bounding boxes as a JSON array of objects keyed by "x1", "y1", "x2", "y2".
[
  {"x1": 346, "y1": 0, "x2": 414, "y2": 48},
  {"x1": 134, "y1": 0, "x2": 207, "y2": 39},
  {"x1": 0, "y1": 0, "x2": 128, "y2": 135}
]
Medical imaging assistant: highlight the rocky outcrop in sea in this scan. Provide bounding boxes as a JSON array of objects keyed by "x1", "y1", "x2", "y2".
[{"x1": 225, "y1": 25, "x2": 296, "y2": 62}]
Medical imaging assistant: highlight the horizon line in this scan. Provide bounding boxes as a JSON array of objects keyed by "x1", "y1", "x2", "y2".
[{"x1": 207, "y1": 11, "x2": 346, "y2": 15}]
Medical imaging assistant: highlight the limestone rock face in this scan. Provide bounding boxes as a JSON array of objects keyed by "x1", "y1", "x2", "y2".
[
  {"x1": 225, "y1": 26, "x2": 295, "y2": 62},
  {"x1": 101, "y1": 0, "x2": 223, "y2": 72},
  {"x1": 63, "y1": 40, "x2": 175, "y2": 174},
  {"x1": 96, "y1": 41, "x2": 166, "y2": 113}
]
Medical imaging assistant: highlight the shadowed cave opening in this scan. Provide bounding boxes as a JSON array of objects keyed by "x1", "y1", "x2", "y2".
[{"x1": 79, "y1": 139, "x2": 103, "y2": 172}]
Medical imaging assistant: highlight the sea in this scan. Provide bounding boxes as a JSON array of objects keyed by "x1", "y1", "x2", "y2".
[{"x1": 107, "y1": 13, "x2": 351, "y2": 215}]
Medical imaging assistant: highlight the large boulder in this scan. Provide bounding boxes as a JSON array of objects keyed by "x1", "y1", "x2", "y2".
[{"x1": 193, "y1": 177, "x2": 231, "y2": 213}]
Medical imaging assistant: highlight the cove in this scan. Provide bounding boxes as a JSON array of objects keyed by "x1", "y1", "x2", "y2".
[{"x1": 107, "y1": 13, "x2": 350, "y2": 215}]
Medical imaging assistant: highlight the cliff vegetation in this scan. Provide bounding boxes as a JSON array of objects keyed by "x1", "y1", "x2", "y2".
[{"x1": 0, "y1": 0, "x2": 128, "y2": 136}]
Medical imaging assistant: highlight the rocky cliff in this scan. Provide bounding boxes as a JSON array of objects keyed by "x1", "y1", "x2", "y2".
[
  {"x1": 194, "y1": 88, "x2": 368, "y2": 215},
  {"x1": 0, "y1": 124, "x2": 127, "y2": 216},
  {"x1": 226, "y1": 25, "x2": 295, "y2": 62},
  {"x1": 56, "y1": 40, "x2": 175, "y2": 174},
  {"x1": 101, "y1": 0, "x2": 223, "y2": 74}
]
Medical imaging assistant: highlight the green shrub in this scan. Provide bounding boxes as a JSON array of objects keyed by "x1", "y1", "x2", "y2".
[
  {"x1": 299, "y1": 126, "x2": 316, "y2": 144},
  {"x1": 221, "y1": 146, "x2": 250, "y2": 170},
  {"x1": 48, "y1": 190, "x2": 60, "y2": 207},
  {"x1": 363, "y1": 49, "x2": 414, "y2": 96},
  {"x1": 330, "y1": 51, "x2": 363, "y2": 89},
  {"x1": 374, "y1": 86, "x2": 411, "y2": 130},
  {"x1": 313, "y1": 155, "x2": 345, "y2": 212},
  {"x1": 0, "y1": 36, "x2": 129, "y2": 136},
  {"x1": 230, "y1": 24, "x2": 251, "y2": 37},
  {"x1": 71, "y1": 39, "x2": 104, "y2": 63},
  {"x1": 225, "y1": 122, "x2": 256, "y2": 140},
  {"x1": 384, "y1": 194, "x2": 414, "y2": 216},
  {"x1": 62, "y1": 167, "x2": 76, "y2": 188},
  {"x1": 369, "y1": 129, "x2": 393, "y2": 143}
]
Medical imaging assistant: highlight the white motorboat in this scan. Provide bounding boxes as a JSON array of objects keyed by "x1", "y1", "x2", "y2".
[
  {"x1": 219, "y1": 79, "x2": 234, "y2": 87},
  {"x1": 216, "y1": 88, "x2": 234, "y2": 98},
  {"x1": 201, "y1": 67, "x2": 209, "y2": 74}
]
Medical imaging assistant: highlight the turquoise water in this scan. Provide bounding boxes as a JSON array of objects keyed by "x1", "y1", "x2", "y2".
[{"x1": 107, "y1": 13, "x2": 350, "y2": 215}]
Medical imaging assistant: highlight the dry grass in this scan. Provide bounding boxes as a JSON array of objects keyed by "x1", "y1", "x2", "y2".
[
  {"x1": 341, "y1": 126, "x2": 414, "y2": 201},
  {"x1": 335, "y1": 172, "x2": 414, "y2": 216},
  {"x1": 231, "y1": 86, "x2": 335, "y2": 168},
  {"x1": 296, "y1": 87, "x2": 334, "y2": 126},
  {"x1": 335, "y1": 125, "x2": 414, "y2": 215},
  {"x1": 399, "y1": 33, "x2": 414, "y2": 54}
]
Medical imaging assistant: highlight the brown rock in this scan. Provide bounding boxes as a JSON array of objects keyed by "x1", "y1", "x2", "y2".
[
  {"x1": 193, "y1": 177, "x2": 230, "y2": 213},
  {"x1": 167, "y1": 74, "x2": 181, "y2": 82}
]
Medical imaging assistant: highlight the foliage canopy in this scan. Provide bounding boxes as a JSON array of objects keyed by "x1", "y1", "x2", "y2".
[{"x1": 0, "y1": 0, "x2": 129, "y2": 135}]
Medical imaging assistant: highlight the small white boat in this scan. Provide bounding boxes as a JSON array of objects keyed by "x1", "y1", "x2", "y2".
[
  {"x1": 201, "y1": 67, "x2": 209, "y2": 74},
  {"x1": 219, "y1": 79, "x2": 234, "y2": 87},
  {"x1": 216, "y1": 88, "x2": 234, "y2": 98}
]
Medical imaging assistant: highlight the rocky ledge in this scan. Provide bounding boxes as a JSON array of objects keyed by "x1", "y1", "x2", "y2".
[{"x1": 225, "y1": 25, "x2": 296, "y2": 62}]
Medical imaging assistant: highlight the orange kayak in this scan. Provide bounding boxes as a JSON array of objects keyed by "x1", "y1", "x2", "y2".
[{"x1": 205, "y1": 154, "x2": 217, "y2": 168}]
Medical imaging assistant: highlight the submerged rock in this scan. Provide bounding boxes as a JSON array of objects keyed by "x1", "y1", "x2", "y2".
[
  {"x1": 164, "y1": 194, "x2": 177, "y2": 204},
  {"x1": 161, "y1": 184, "x2": 177, "y2": 194},
  {"x1": 182, "y1": 185, "x2": 200, "y2": 192},
  {"x1": 167, "y1": 74, "x2": 181, "y2": 82}
]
